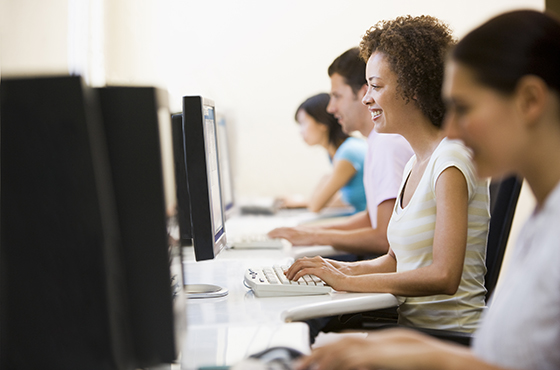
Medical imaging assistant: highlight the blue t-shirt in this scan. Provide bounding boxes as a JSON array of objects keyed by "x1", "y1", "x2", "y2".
[{"x1": 332, "y1": 137, "x2": 367, "y2": 212}]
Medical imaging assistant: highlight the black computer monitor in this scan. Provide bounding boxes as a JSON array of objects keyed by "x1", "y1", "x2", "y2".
[
  {"x1": 216, "y1": 116, "x2": 236, "y2": 220},
  {"x1": 172, "y1": 113, "x2": 235, "y2": 244},
  {"x1": 0, "y1": 76, "x2": 185, "y2": 369},
  {"x1": 171, "y1": 113, "x2": 193, "y2": 246},
  {"x1": 178, "y1": 96, "x2": 229, "y2": 299},
  {"x1": 95, "y1": 86, "x2": 186, "y2": 367},
  {"x1": 182, "y1": 96, "x2": 227, "y2": 261}
]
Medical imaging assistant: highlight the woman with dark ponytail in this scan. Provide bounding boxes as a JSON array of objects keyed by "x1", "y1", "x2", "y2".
[{"x1": 287, "y1": 93, "x2": 367, "y2": 213}]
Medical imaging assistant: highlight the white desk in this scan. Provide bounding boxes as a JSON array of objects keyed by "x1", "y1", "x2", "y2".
[
  {"x1": 181, "y1": 246, "x2": 311, "y2": 369},
  {"x1": 180, "y1": 242, "x2": 398, "y2": 369}
]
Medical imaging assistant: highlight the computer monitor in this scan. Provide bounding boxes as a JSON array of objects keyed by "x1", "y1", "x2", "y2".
[
  {"x1": 1, "y1": 75, "x2": 132, "y2": 370},
  {"x1": 0, "y1": 76, "x2": 185, "y2": 369},
  {"x1": 95, "y1": 86, "x2": 186, "y2": 366},
  {"x1": 171, "y1": 112, "x2": 193, "y2": 246},
  {"x1": 216, "y1": 116, "x2": 236, "y2": 220},
  {"x1": 182, "y1": 96, "x2": 227, "y2": 261},
  {"x1": 172, "y1": 113, "x2": 236, "y2": 243},
  {"x1": 179, "y1": 96, "x2": 229, "y2": 298}
]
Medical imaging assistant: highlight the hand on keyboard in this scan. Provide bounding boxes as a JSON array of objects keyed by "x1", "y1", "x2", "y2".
[
  {"x1": 284, "y1": 256, "x2": 350, "y2": 291},
  {"x1": 267, "y1": 226, "x2": 319, "y2": 246},
  {"x1": 244, "y1": 265, "x2": 332, "y2": 297}
]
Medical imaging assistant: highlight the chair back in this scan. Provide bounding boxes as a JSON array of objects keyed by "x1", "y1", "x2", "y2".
[{"x1": 485, "y1": 176, "x2": 523, "y2": 299}]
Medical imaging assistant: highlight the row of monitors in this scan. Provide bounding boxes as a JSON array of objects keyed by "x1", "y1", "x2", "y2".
[{"x1": 0, "y1": 75, "x2": 229, "y2": 369}]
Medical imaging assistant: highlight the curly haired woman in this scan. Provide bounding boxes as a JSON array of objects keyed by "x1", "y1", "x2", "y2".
[{"x1": 286, "y1": 15, "x2": 490, "y2": 333}]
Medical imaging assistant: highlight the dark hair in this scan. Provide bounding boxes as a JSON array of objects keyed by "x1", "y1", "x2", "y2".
[
  {"x1": 359, "y1": 15, "x2": 456, "y2": 128},
  {"x1": 452, "y1": 10, "x2": 560, "y2": 95},
  {"x1": 328, "y1": 47, "x2": 367, "y2": 95},
  {"x1": 295, "y1": 93, "x2": 348, "y2": 148}
]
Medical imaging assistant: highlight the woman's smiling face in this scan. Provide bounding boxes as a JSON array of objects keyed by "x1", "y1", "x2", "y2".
[{"x1": 362, "y1": 51, "x2": 419, "y2": 135}]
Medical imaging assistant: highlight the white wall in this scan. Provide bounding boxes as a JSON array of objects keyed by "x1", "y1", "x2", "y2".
[
  {"x1": 1, "y1": 0, "x2": 545, "y2": 200},
  {"x1": 159, "y1": 0, "x2": 545, "y2": 199},
  {"x1": 1, "y1": 0, "x2": 69, "y2": 76}
]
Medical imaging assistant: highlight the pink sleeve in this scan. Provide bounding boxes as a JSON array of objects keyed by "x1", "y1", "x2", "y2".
[{"x1": 365, "y1": 132, "x2": 414, "y2": 228}]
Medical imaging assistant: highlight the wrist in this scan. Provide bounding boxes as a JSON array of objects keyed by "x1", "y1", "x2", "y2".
[
  {"x1": 311, "y1": 228, "x2": 332, "y2": 245},
  {"x1": 339, "y1": 261, "x2": 360, "y2": 276},
  {"x1": 336, "y1": 261, "x2": 352, "y2": 275},
  {"x1": 338, "y1": 273, "x2": 354, "y2": 291}
]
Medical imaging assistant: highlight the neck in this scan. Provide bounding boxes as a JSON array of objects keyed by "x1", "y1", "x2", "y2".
[
  {"x1": 361, "y1": 126, "x2": 374, "y2": 137},
  {"x1": 318, "y1": 135, "x2": 337, "y2": 158},
  {"x1": 325, "y1": 142, "x2": 338, "y2": 158},
  {"x1": 514, "y1": 98, "x2": 560, "y2": 207},
  {"x1": 358, "y1": 110, "x2": 375, "y2": 137},
  {"x1": 518, "y1": 126, "x2": 560, "y2": 208},
  {"x1": 524, "y1": 168, "x2": 560, "y2": 210},
  {"x1": 401, "y1": 120, "x2": 444, "y2": 162}
]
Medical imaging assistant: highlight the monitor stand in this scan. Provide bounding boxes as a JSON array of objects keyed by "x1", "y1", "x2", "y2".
[
  {"x1": 181, "y1": 245, "x2": 229, "y2": 298},
  {"x1": 184, "y1": 284, "x2": 229, "y2": 299}
]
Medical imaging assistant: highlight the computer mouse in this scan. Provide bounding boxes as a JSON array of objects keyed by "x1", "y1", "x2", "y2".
[
  {"x1": 231, "y1": 346, "x2": 305, "y2": 370},
  {"x1": 249, "y1": 346, "x2": 305, "y2": 362}
]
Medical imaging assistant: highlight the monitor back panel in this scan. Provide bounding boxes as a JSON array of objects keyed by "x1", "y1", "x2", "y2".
[
  {"x1": 171, "y1": 113, "x2": 193, "y2": 246},
  {"x1": 96, "y1": 87, "x2": 186, "y2": 366},
  {"x1": 182, "y1": 96, "x2": 227, "y2": 261},
  {"x1": 0, "y1": 76, "x2": 132, "y2": 369}
]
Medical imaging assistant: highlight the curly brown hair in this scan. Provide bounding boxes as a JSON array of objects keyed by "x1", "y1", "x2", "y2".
[{"x1": 359, "y1": 15, "x2": 456, "y2": 128}]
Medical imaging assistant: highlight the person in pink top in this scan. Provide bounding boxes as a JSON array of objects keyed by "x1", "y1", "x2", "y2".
[{"x1": 269, "y1": 48, "x2": 413, "y2": 256}]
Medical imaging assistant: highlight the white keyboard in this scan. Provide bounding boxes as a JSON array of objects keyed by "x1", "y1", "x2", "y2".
[
  {"x1": 229, "y1": 234, "x2": 290, "y2": 249},
  {"x1": 244, "y1": 265, "x2": 332, "y2": 297}
]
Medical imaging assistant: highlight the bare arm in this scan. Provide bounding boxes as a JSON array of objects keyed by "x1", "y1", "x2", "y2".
[
  {"x1": 337, "y1": 248, "x2": 398, "y2": 275},
  {"x1": 286, "y1": 167, "x2": 469, "y2": 296},
  {"x1": 268, "y1": 199, "x2": 393, "y2": 255},
  {"x1": 308, "y1": 159, "x2": 357, "y2": 212},
  {"x1": 285, "y1": 209, "x2": 371, "y2": 230},
  {"x1": 296, "y1": 329, "x2": 510, "y2": 370}
]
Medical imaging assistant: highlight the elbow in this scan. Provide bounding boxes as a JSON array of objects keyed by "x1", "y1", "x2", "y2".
[
  {"x1": 308, "y1": 204, "x2": 323, "y2": 213},
  {"x1": 439, "y1": 273, "x2": 461, "y2": 296},
  {"x1": 370, "y1": 232, "x2": 389, "y2": 255},
  {"x1": 377, "y1": 237, "x2": 390, "y2": 254},
  {"x1": 431, "y1": 268, "x2": 461, "y2": 295},
  {"x1": 307, "y1": 198, "x2": 324, "y2": 213},
  {"x1": 441, "y1": 284, "x2": 459, "y2": 296}
]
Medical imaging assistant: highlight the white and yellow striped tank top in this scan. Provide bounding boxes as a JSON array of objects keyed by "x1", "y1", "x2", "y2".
[{"x1": 388, "y1": 138, "x2": 489, "y2": 333}]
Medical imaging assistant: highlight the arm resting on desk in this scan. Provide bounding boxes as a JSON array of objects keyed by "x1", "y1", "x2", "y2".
[
  {"x1": 282, "y1": 293, "x2": 400, "y2": 322},
  {"x1": 269, "y1": 200, "x2": 393, "y2": 256}
]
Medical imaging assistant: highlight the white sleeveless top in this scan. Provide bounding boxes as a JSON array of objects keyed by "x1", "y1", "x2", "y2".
[{"x1": 388, "y1": 138, "x2": 490, "y2": 332}]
